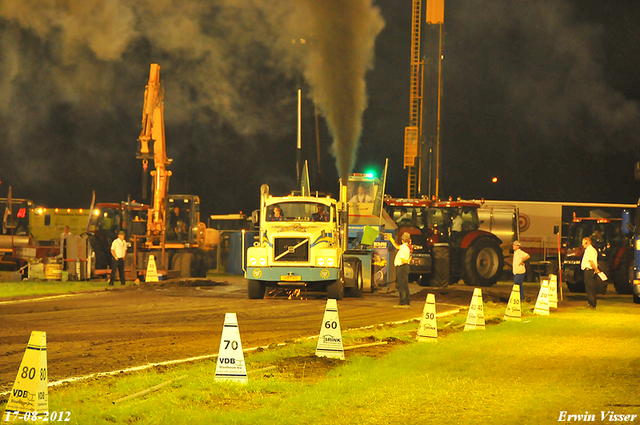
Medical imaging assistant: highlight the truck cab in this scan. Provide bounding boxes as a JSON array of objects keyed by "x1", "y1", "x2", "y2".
[{"x1": 245, "y1": 185, "x2": 357, "y2": 299}]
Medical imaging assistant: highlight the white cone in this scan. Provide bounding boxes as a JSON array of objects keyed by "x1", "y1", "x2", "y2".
[
  {"x1": 215, "y1": 313, "x2": 248, "y2": 383},
  {"x1": 316, "y1": 299, "x2": 345, "y2": 360},
  {"x1": 534, "y1": 280, "x2": 550, "y2": 316},
  {"x1": 504, "y1": 284, "x2": 522, "y2": 322},
  {"x1": 146, "y1": 255, "x2": 159, "y2": 282},
  {"x1": 5, "y1": 331, "x2": 48, "y2": 418},
  {"x1": 464, "y1": 288, "x2": 485, "y2": 331},
  {"x1": 417, "y1": 293, "x2": 438, "y2": 342},
  {"x1": 548, "y1": 274, "x2": 558, "y2": 309}
]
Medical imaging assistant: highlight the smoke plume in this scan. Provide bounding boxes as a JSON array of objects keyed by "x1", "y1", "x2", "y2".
[{"x1": 296, "y1": 0, "x2": 385, "y2": 180}]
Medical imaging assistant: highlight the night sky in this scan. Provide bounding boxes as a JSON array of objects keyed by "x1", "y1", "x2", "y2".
[{"x1": 1, "y1": 0, "x2": 639, "y2": 219}]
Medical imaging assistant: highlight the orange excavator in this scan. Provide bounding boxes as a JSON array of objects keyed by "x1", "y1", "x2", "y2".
[{"x1": 87, "y1": 64, "x2": 214, "y2": 278}]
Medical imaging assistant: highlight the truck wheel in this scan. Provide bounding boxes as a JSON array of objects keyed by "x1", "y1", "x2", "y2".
[
  {"x1": 326, "y1": 276, "x2": 344, "y2": 300},
  {"x1": 565, "y1": 281, "x2": 585, "y2": 293},
  {"x1": 248, "y1": 280, "x2": 266, "y2": 299},
  {"x1": 614, "y1": 250, "x2": 634, "y2": 294},
  {"x1": 634, "y1": 293, "x2": 640, "y2": 304},
  {"x1": 346, "y1": 264, "x2": 363, "y2": 298},
  {"x1": 430, "y1": 246, "x2": 450, "y2": 287},
  {"x1": 462, "y1": 238, "x2": 504, "y2": 287}
]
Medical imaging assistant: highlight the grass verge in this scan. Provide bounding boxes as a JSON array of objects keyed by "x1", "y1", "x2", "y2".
[{"x1": 3, "y1": 302, "x2": 638, "y2": 424}]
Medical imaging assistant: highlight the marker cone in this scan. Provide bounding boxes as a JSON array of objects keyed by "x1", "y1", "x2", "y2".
[
  {"x1": 5, "y1": 331, "x2": 48, "y2": 418},
  {"x1": 315, "y1": 299, "x2": 345, "y2": 360},
  {"x1": 146, "y1": 255, "x2": 159, "y2": 282},
  {"x1": 417, "y1": 293, "x2": 438, "y2": 342},
  {"x1": 548, "y1": 274, "x2": 558, "y2": 309},
  {"x1": 534, "y1": 280, "x2": 550, "y2": 316},
  {"x1": 215, "y1": 313, "x2": 248, "y2": 383},
  {"x1": 464, "y1": 288, "x2": 485, "y2": 331},
  {"x1": 504, "y1": 284, "x2": 522, "y2": 322}
]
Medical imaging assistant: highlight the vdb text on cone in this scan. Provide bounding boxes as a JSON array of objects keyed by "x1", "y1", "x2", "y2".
[
  {"x1": 215, "y1": 313, "x2": 248, "y2": 383},
  {"x1": 504, "y1": 284, "x2": 522, "y2": 322},
  {"x1": 464, "y1": 288, "x2": 485, "y2": 331},
  {"x1": 5, "y1": 331, "x2": 49, "y2": 418},
  {"x1": 417, "y1": 293, "x2": 438, "y2": 342},
  {"x1": 146, "y1": 254, "x2": 159, "y2": 282},
  {"x1": 548, "y1": 274, "x2": 558, "y2": 309},
  {"x1": 316, "y1": 299, "x2": 345, "y2": 360},
  {"x1": 534, "y1": 280, "x2": 550, "y2": 316}
]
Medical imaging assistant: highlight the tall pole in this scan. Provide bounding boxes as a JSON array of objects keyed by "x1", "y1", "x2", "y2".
[
  {"x1": 296, "y1": 89, "x2": 302, "y2": 184},
  {"x1": 434, "y1": 22, "x2": 443, "y2": 199}
]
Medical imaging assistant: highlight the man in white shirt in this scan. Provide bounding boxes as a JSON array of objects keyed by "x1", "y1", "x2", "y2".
[
  {"x1": 581, "y1": 237, "x2": 600, "y2": 309},
  {"x1": 385, "y1": 232, "x2": 412, "y2": 308},
  {"x1": 349, "y1": 185, "x2": 373, "y2": 203},
  {"x1": 109, "y1": 231, "x2": 128, "y2": 286},
  {"x1": 512, "y1": 241, "x2": 530, "y2": 302}
]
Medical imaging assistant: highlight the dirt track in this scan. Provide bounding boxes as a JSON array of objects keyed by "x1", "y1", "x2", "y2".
[{"x1": 0, "y1": 277, "x2": 608, "y2": 393}]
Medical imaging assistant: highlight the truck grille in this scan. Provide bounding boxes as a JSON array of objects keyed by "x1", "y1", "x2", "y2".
[{"x1": 274, "y1": 237, "x2": 309, "y2": 262}]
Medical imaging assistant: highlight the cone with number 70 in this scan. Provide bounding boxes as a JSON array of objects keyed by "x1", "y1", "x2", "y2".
[{"x1": 215, "y1": 313, "x2": 247, "y2": 383}]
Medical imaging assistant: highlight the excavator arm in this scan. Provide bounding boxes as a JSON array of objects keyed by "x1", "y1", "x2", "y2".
[{"x1": 137, "y1": 63, "x2": 173, "y2": 236}]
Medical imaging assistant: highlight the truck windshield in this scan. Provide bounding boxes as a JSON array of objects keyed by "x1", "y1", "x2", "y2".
[{"x1": 266, "y1": 202, "x2": 330, "y2": 222}]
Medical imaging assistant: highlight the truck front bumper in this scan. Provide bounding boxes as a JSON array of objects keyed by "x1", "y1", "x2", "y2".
[{"x1": 246, "y1": 266, "x2": 339, "y2": 283}]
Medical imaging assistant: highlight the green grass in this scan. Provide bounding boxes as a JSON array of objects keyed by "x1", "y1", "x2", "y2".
[
  {"x1": 4, "y1": 302, "x2": 638, "y2": 425},
  {"x1": 0, "y1": 280, "x2": 113, "y2": 299}
]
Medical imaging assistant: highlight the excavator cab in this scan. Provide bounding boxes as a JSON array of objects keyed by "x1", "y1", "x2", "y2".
[{"x1": 166, "y1": 195, "x2": 200, "y2": 244}]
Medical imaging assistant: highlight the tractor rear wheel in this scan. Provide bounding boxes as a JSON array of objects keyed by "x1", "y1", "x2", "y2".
[
  {"x1": 429, "y1": 246, "x2": 450, "y2": 287},
  {"x1": 614, "y1": 250, "x2": 634, "y2": 294},
  {"x1": 462, "y1": 238, "x2": 504, "y2": 287}
]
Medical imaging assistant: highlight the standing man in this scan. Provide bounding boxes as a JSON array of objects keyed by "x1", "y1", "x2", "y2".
[
  {"x1": 512, "y1": 241, "x2": 530, "y2": 302},
  {"x1": 109, "y1": 231, "x2": 127, "y2": 286},
  {"x1": 581, "y1": 237, "x2": 600, "y2": 309},
  {"x1": 60, "y1": 226, "x2": 73, "y2": 272},
  {"x1": 311, "y1": 205, "x2": 329, "y2": 222},
  {"x1": 385, "y1": 232, "x2": 412, "y2": 308}
]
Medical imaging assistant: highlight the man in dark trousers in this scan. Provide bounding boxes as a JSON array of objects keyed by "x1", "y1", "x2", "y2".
[
  {"x1": 581, "y1": 237, "x2": 600, "y2": 309},
  {"x1": 109, "y1": 231, "x2": 127, "y2": 286}
]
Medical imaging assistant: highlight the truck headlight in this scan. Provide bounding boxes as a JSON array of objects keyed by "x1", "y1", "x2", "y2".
[
  {"x1": 249, "y1": 257, "x2": 258, "y2": 266},
  {"x1": 317, "y1": 257, "x2": 326, "y2": 266},
  {"x1": 259, "y1": 257, "x2": 267, "y2": 266},
  {"x1": 326, "y1": 257, "x2": 335, "y2": 267}
]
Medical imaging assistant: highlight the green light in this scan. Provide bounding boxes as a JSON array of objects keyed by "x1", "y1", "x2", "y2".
[{"x1": 364, "y1": 170, "x2": 375, "y2": 179}]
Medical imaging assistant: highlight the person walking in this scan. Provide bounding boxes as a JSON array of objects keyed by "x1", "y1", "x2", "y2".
[
  {"x1": 109, "y1": 231, "x2": 127, "y2": 286},
  {"x1": 581, "y1": 237, "x2": 600, "y2": 309},
  {"x1": 385, "y1": 232, "x2": 412, "y2": 308},
  {"x1": 512, "y1": 241, "x2": 530, "y2": 302},
  {"x1": 60, "y1": 226, "x2": 73, "y2": 272}
]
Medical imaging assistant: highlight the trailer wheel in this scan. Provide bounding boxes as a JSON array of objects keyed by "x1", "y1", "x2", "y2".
[
  {"x1": 614, "y1": 250, "x2": 634, "y2": 294},
  {"x1": 346, "y1": 263, "x2": 363, "y2": 298},
  {"x1": 462, "y1": 238, "x2": 504, "y2": 287},
  {"x1": 326, "y1": 274, "x2": 344, "y2": 300},
  {"x1": 248, "y1": 280, "x2": 266, "y2": 299},
  {"x1": 430, "y1": 246, "x2": 450, "y2": 287}
]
